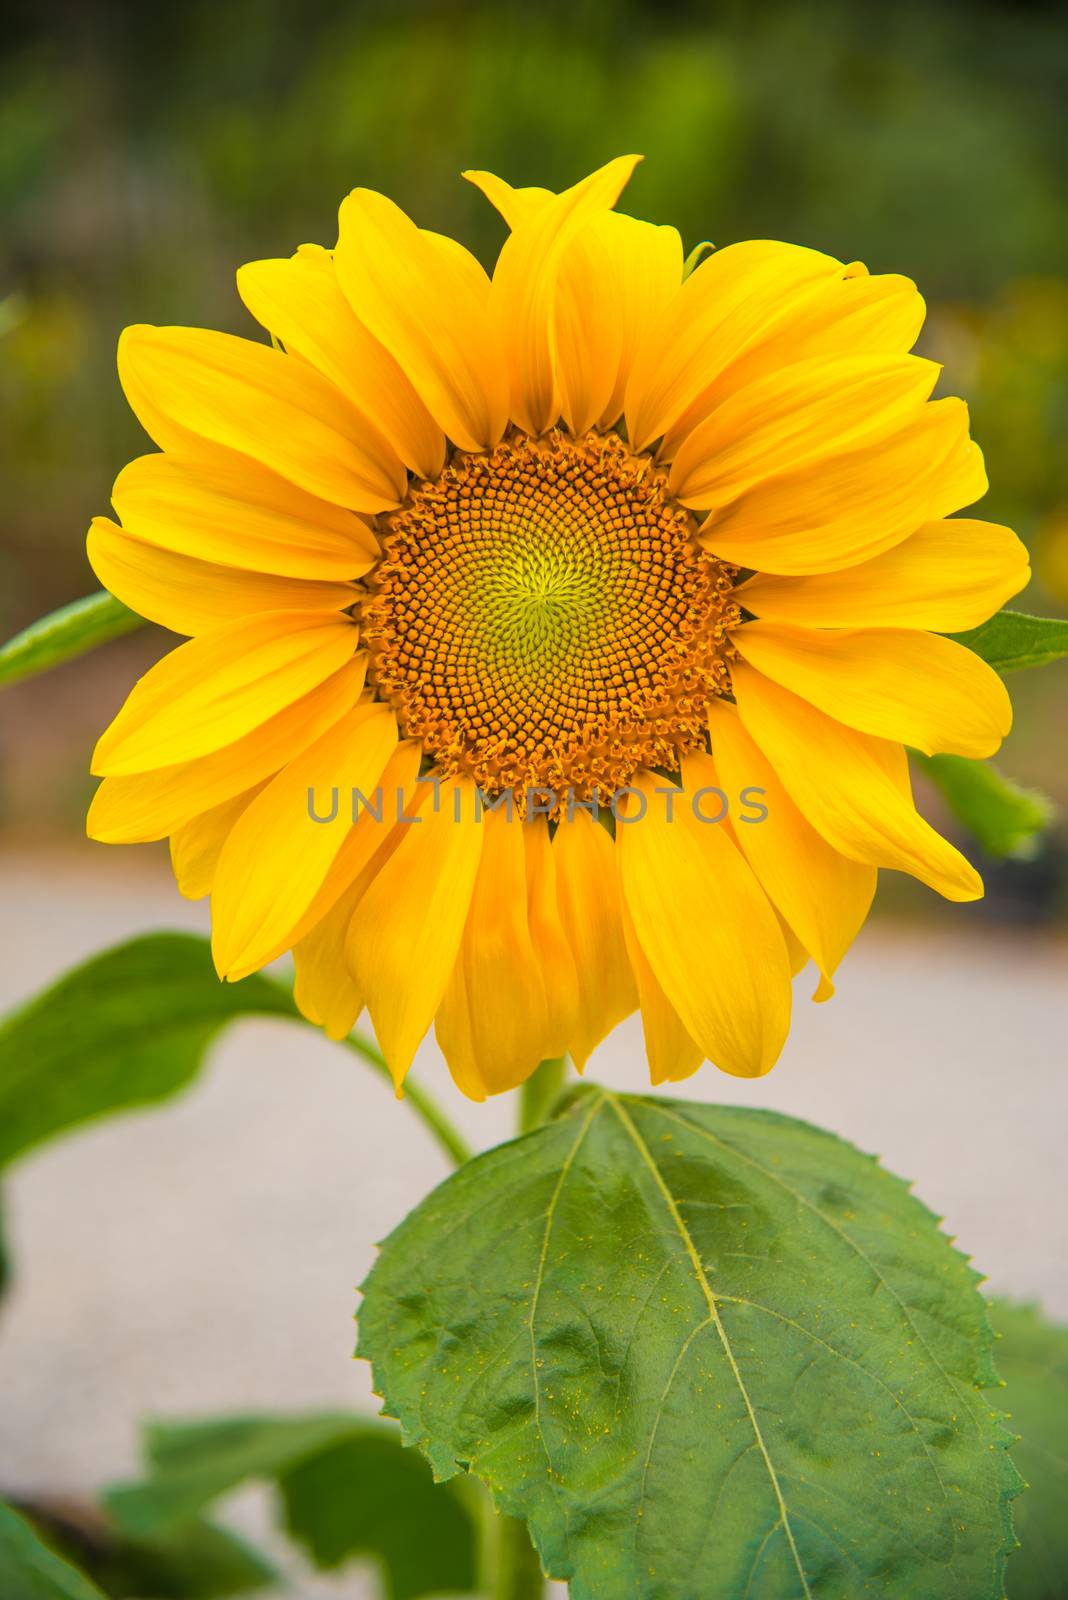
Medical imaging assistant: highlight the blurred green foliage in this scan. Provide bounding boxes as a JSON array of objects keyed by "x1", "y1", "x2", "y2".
[{"x1": 2, "y1": 0, "x2": 1068, "y2": 632}]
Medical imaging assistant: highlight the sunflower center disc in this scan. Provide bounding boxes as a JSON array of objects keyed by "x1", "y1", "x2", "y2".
[{"x1": 362, "y1": 428, "x2": 740, "y2": 812}]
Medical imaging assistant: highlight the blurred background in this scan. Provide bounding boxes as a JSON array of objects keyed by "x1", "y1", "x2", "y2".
[{"x1": 1, "y1": 1, "x2": 1066, "y2": 1594}]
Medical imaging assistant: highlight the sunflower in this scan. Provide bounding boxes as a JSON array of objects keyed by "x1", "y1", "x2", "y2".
[{"x1": 86, "y1": 156, "x2": 1029, "y2": 1100}]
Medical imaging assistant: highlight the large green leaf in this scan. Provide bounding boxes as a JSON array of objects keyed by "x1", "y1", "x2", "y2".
[
  {"x1": 0, "y1": 592, "x2": 144, "y2": 691},
  {"x1": 0, "y1": 1503, "x2": 107, "y2": 1600},
  {"x1": 360, "y1": 1089, "x2": 1019, "y2": 1600},
  {"x1": 0, "y1": 934, "x2": 298, "y2": 1170},
  {"x1": 106, "y1": 1414, "x2": 478, "y2": 1600},
  {"x1": 990, "y1": 1301, "x2": 1068, "y2": 1599},
  {"x1": 915, "y1": 754, "x2": 1056, "y2": 860},
  {"x1": 949, "y1": 610, "x2": 1068, "y2": 672}
]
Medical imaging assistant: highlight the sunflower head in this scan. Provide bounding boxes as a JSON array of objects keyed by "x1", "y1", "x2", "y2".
[{"x1": 87, "y1": 156, "x2": 1029, "y2": 1101}]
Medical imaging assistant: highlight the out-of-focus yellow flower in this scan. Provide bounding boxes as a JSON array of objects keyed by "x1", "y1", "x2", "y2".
[{"x1": 87, "y1": 158, "x2": 1028, "y2": 1099}]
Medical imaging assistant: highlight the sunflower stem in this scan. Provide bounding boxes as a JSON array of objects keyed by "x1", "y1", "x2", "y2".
[
  {"x1": 493, "y1": 1512, "x2": 546, "y2": 1600},
  {"x1": 519, "y1": 1056, "x2": 568, "y2": 1135},
  {"x1": 339, "y1": 1028, "x2": 473, "y2": 1167}
]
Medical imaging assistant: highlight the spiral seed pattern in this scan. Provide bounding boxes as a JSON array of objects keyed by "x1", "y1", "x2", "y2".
[{"x1": 361, "y1": 429, "x2": 739, "y2": 812}]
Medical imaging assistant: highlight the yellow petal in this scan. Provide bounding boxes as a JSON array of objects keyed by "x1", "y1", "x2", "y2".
[
  {"x1": 421, "y1": 229, "x2": 494, "y2": 304},
  {"x1": 435, "y1": 960, "x2": 484, "y2": 1100},
  {"x1": 597, "y1": 216, "x2": 683, "y2": 428},
  {"x1": 118, "y1": 325, "x2": 405, "y2": 512},
  {"x1": 293, "y1": 873, "x2": 372, "y2": 1042},
  {"x1": 486, "y1": 155, "x2": 642, "y2": 435},
  {"x1": 625, "y1": 241, "x2": 846, "y2": 451},
  {"x1": 551, "y1": 215, "x2": 624, "y2": 436},
  {"x1": 738, "y1": 517, "x2": 1030, "y2": 631},
  {"x1": 704, "y1": 706, "x2": 875, "y2": 997},
  {"x1": 92, "y1": 611, "x2": 361, "y2": 775},
  {"x1": 261, "y1": 740, "x2": 424, "y2": 977},
  {"x1": 618, "y1": 895, "x2": 703, "y2": 1086},
  {"x1": 335, "y1": 189, "x2": 508, "y2": 452},
  {"x1": 237, "y1": 245, "x2": 445, "y2": 480},
  {"x1": 169, "y1": 784, "x2": 266, "y2": 900},
  {"x1": 346, "y1": 776, "x2": 483, "y2": 1088},
  {"x1": 556, "y1": 212, "x2": 683, "y2": 435},
  {"x1": 773, "y1": 910, "x2": 812, "y2": 983},
  {"x1": 732, "y1": 663, "x2": 982, "y2": 901},
  {"x1": 660, "y1": 268, "x2": 925, "y2": 458},
  {"x1": 617, "y1": 770, "x2": 792, "y2": 1078},
  {"x1": 465, "y1": 166, "x2": 680, "y2": 433},
  {"x1": 552, "y1": 810, "x2": 637, "y2": 1068},
  {"x1": 211, "y1": 700, "x2": 398, "y2": 978},
  {"x1": 670, "y1": 353, "x2": 939, "y2": 510},
  {"x1": 701, "y1": 397, "x2": 987, "y2": 574},
  {"x1": 733, "y1": 621, "x2": 1012, "y2": 758},
  {"x1": 524, "y1": 819, "x2": 579, "y2": 1057},
  {"x1": 87, "y1": 517, "x2": 356, "y2": 636},
  {"x1": 87, "y1": 657, "x2": 366, "y2": 843},
  {"x1": 111, "y1": 451, "x2": 377, "y2": 580},
  {"x1": 437, "y1": 808, "x2": 554, "y2": 1099},
  {"x1": 463, "y1": 172, "x2": 553, "y2": 229}
]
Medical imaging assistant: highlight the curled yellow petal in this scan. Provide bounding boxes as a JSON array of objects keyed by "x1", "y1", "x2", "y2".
[
  {"x1": 704, "y1": 706, "x2": 875, "y2": 998},
  {"x1": 732, "y1": 663, "x2": 982, "y2": 901},
  {"x1": 293, "y1": 872, "x2": 374, "y2": 1042},
  {"x1": 169, "y1": 784, "x2": 266, "y2": 901}
]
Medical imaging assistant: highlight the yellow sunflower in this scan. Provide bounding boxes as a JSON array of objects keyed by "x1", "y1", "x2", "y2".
[{"x1": 86, "y1": 156, "x2": 1029, "y2": 1100}]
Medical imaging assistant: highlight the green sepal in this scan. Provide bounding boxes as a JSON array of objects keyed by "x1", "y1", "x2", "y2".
[
  {"x1": 948, "y1": 609, "x2": 1068, "y2": 672},
  {"x1": 0, "y1": 592, "x2": 144, "y2": 692}
]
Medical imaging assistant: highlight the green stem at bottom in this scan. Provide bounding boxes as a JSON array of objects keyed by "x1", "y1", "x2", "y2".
[
  {"x1": 494, "y1": 1512, "x2": 546, "y2": 1600},
  {"x1": 519, "y1": 1055, "x2": 568, "y2": 1135}
]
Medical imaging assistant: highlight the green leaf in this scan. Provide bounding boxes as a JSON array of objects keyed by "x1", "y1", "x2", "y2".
[
  {"x1": 107, "y1": 1414, "x2": 478, "y2": 1600},
  {"x1": 0, "y1": 934, "x2": 298, "y2": 1171},
  {"x1": 279, "y1": 1431, "x2": 478, "y2": 1596},
  {"x1": 989, "y1": 1301, "x2": 1068, "y2": 1599},
  {"x1": 949, "y1": 610, "x2": 1068, "y2": 672},
  {"x1": 13, "y1": 1502, "x2": 277, "y2": 1600},
  {"x1": 0, "y1": 1503, "x2": 107, "y2": 1600},
  {"x1": 915, "y1": 754, "x2": 1056, "y2": 860},
  {"x1": 0, "y1": 592, "x2": 144, "y2": 691},
  {"x1": 360, "y1": 1090, "x2": 1019, "y2": 1600},
  {"x1": 107, "y1": 1415, "x2": 360, "y2": 1536},
  {"x1": 95, "y1": 1517, "x2": 277, "y2": 1599}
]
